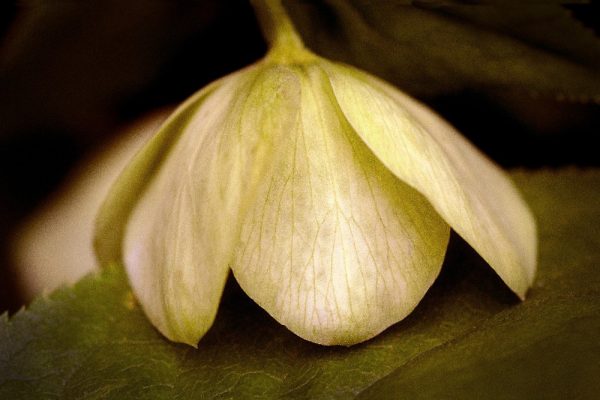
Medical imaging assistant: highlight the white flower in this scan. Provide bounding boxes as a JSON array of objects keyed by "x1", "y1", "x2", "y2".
[{"x1": 95, "y1": 0, "x2": 536, "y2": 346}]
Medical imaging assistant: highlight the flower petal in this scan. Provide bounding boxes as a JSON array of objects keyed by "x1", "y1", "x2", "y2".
[
  {"x1": 323, "y1": 62, "x2": 537, "y2": 299},
  {"x1": 95, "y1": 74, "x2": 226, "y2": 266},
  {"x1": 97, "y1": 64, "x2": 301, "y2": 345},
  {"x1": 231, "y1": 66, "x2": 449, "y2": 346}
]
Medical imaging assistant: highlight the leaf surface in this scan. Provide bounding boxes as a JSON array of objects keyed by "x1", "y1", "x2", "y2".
[
  {"x1": 1, "y1": 170, "x2": 598, "y2": 399},
  {"x1": 285, "y1": 1, "x2": 600, "y2": 100}
]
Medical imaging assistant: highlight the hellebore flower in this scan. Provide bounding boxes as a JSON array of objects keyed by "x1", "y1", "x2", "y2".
[{"x1": 95, "y1": 0, "x2": 536, "y2": 346}]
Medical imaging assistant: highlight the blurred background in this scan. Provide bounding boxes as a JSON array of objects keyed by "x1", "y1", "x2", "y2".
[{"x1": 1, "y1": 0, "x2": 598, "y2": 313}]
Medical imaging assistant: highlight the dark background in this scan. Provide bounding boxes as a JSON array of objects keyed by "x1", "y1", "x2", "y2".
[{"x1": 1, "y1": 0, "x2": 598, "y2": 313}]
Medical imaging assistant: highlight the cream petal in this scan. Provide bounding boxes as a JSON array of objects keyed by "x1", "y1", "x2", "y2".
[
  {"x1": 97, "y1": 64, "x2": 301, "y2": 345},
  {"x1": 95, "y1": 73, "x2": 226, "y2": 266},
  {"x1": 323, "y1": 62, "x2": 537, "y2": 299},
  {"x1": 231, "y1": 65, "x2": 449, "y2": 346}
]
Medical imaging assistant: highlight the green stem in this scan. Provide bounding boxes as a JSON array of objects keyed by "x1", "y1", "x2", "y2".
[{"x1": 251, "y1": 0, "x2": 315, "y2": 63}]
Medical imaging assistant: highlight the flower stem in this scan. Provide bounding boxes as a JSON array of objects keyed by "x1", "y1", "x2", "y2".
[{"x1": 251, "y1": 0, "x2": 315, "y2": 63}]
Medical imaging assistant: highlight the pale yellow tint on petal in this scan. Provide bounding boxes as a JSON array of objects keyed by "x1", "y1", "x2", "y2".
[
  {"x1": 232, "y1": 65, "x2": 449, "y2": 346},
  {"x1": 324, "y1": 62, "x2": 536, "y2": 299},
  {"x1": 122, "y1": 64, "x2": 301, "y2": 346},
  {"x1": 95, "y1": 74, "x2": 225, "y2": 267}
]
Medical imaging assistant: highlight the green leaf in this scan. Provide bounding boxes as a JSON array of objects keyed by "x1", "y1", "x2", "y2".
[
  {"x1": 285, "y1": 1, "x2": 600, "y2": 100},
  {"x1": 1, "y1": 168, "x2": 599, "y2": 399},
  {"x1": 358, "y1": 168, "x2": 600, "y2": 399}
]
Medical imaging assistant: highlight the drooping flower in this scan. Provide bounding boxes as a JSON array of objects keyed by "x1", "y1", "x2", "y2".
[{"x1": 95, "y1": 0, "x2": 536, "y2": 346}]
